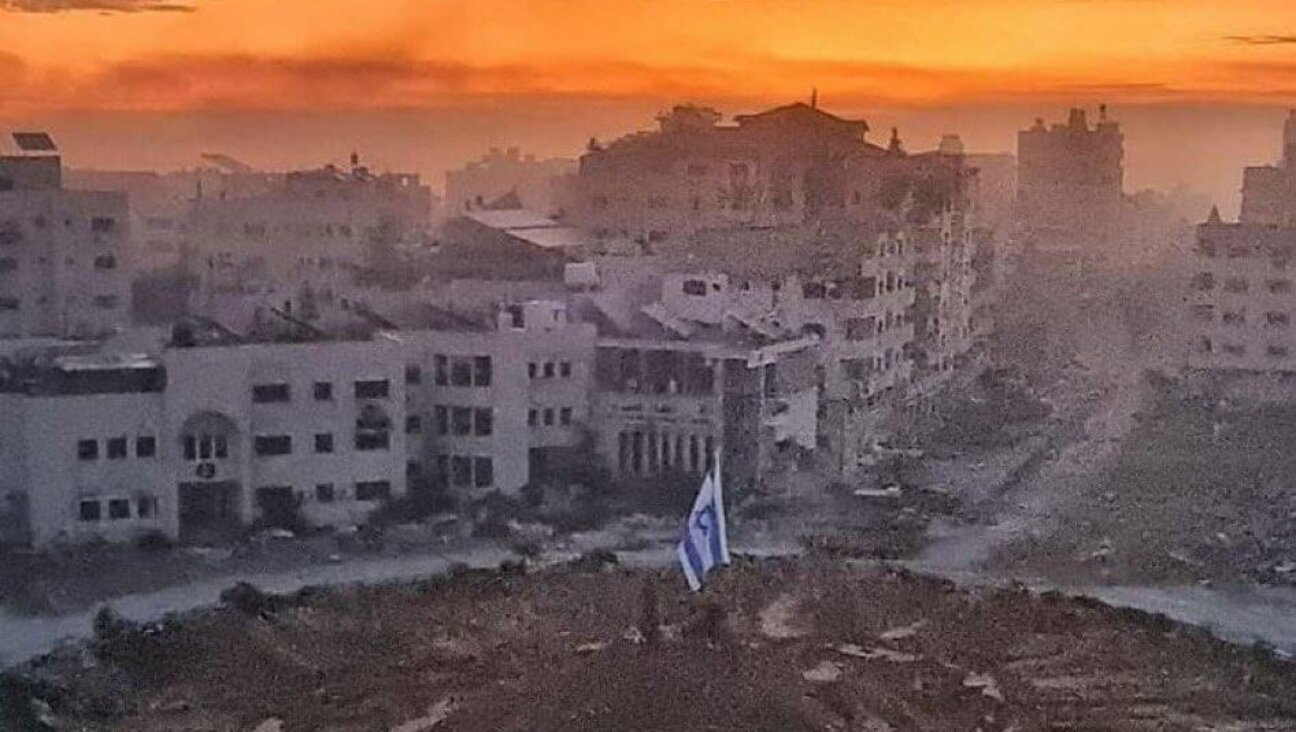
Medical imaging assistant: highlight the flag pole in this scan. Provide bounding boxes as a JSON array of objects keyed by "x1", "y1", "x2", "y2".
[{"x1": 714, "y1": 445, "x2": 730, "y2": 565}]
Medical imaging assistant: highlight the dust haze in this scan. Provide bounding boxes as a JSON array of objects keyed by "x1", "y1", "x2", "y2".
[
  {"x1": 7, "y1": 5, "x2": 1296, "y2": 731},
  {"x1": 7, "y1": 100, "x2": 1285, "y2": 217}
]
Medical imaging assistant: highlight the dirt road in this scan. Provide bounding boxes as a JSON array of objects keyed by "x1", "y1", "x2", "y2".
[
  {"x1": 0, "y1": 545, "x2": 514, "y2": 667},
  {"x1": 907, "y1": 295, "x2": 1296, "y2": 655},
  {"x1": 914, "y1": 354, "x2": 1147, "y2": 576}
]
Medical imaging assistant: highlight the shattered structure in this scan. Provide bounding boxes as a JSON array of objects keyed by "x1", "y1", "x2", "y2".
[
  {"x1": 0, "y1": 102, "x2": 995, "y2": 546},
  {"x1": 559, "y1": 102, "x2": 982, "y2": 471}
]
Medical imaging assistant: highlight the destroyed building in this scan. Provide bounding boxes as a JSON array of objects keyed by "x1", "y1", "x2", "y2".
[
  {"x1": 556, "y1": 101, "x2": 982, "y2": 472},
  {"x1": 444, "y1": 147, "x2": 576, "y2": 217}
]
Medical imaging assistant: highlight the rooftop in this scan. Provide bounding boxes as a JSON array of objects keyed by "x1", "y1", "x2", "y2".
[
  {"x1": 464, "y1": 208, "x2": 562, "y2": 231},
  {"x1": 571, "y1": 294, "x2": 805, "y2": 354},
  {"x1": 0, "y1": 351, "x2": 165, "y2": 397},
  {"x1": 0, "y1": 132, "x2": 58, "y2": 157}
]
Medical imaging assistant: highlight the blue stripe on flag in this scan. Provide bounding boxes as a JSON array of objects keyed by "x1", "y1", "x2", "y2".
[
  {"x1": 682, "y1": 528, "x2": 706, "y2": 579},
  {"x1": 677, "y1": 542, "x2": 701, "y2": 591},
  {"x1": 705, "y1": 503, "x2": 723, "y2": 569},
  {"x1": 677, "y1": 463, "x2": 727, "y2": 591}
]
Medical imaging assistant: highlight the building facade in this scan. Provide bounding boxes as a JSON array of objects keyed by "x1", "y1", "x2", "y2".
[
  {"x1": 0, "y1": 133, "x2": 132, "y2": 340},
  {"x1": 188, "y1": 158, "x2": 432, "y2": 301},
  {"x1": 400, "y1": 300, "x2": 598, "y2": 499},
  {"x1": 0, "y1": 336, "x2": 412, "y2": 546},
  {"x1": 1185, "y1": 116, "x2": 1296, "y2": 377},
  {"x1": 1187, "y1": 215, "x2": 1296, "y2": 374},
  {"x1": 1016, "y1": 107, "x2": 1125, "y2": 258},
  {"x1": 1239, "y1": 110, "x2": 1296, "y2": 226}
]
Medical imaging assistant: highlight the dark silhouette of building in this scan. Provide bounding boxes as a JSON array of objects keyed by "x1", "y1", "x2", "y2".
[{"x1": 1016, "y1": 107, "x2": 1124, "y2": 257}]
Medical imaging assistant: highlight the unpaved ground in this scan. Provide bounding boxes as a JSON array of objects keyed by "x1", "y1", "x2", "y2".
[
  {"x1": 992, "y1": 383, "x2": 1296, "y2": 588},
  {"x1": 914, "y1": 324, "x2": 1296, "y2": 592},
  {"x1": 0, "y1": 543, "x2": 520, "y2": 667},
  {"x1": 914, "y1": 356, "x2": 1145, "y2": 579},
  {"x1": 9, "y1": 557, "x2": 1296, "y2": 731},
  {"x1": 0, "y1": 523, "x2": 479, "y2": 617}
]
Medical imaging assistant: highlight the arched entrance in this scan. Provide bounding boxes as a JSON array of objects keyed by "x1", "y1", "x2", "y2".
[{"x1": 177, "y1": 411, "x2": 242, "y2": 543}]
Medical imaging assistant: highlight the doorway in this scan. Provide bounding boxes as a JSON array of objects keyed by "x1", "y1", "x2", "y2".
[{"x1": 178, "y1": 481, "x2": 241, "y2": 543}]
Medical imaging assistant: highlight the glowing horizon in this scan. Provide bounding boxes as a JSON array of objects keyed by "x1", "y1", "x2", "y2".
[{"x1": 2, "y1": 0, "x2": 1296, "y2": 115}]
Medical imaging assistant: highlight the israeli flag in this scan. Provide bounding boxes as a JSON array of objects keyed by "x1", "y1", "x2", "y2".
[{"x1": 677, "y1": 458, "x2": 731, "y2": 591}]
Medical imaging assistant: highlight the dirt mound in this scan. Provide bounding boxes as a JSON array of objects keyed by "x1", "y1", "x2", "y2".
[{"x1": 10, "y1": 558, "x2": 1296, "y2": 731}]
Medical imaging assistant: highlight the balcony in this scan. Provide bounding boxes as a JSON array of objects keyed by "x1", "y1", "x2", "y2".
[{"x1": 598, "y1": 392, "x2": 716, "y2": 424}]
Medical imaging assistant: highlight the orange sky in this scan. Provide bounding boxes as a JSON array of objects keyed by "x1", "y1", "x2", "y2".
[
  {"x1": 4, "y1": 0, "x2": 1296, "y2": 216},
  {"x1": 2, "y1": 0, "x2": 1296, "y2": 113}
]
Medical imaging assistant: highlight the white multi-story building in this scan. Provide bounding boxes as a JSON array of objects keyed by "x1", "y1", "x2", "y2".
[
  {"x1": 0, "y1": 133, "x2": 132, "y2": 340},
  {"x1": 164, "y1": 335, "x2": 410, "y2": 541},
  {"x1": 398, "y1": 299, "x2": 598, "y2": 497},
  {"x1": 0, "y1": 333, "x2": 410, "y2": 546},
  {"x1": 0, "y1": 295, "x2": 604, "y2": 546},
  {"x1": 1186, "y1": 117, "x2": 1296, "y2": 378},
  {"x1": 1187, "y1": 217, "x2": 1296, "y2": 374},
  {"x1": 645, "y1": 240, "x2": 915, "y2": 473},
  {"x1": 0, "y1": 353, "x2": 169, "y2": 546}
]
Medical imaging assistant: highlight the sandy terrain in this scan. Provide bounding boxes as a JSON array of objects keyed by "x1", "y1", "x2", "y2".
[{"x1": 8, "y1": 557, "x2": 1296, "y2": 731}]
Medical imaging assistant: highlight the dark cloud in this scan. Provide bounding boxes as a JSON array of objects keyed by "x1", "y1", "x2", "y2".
[
  {"x1": 4, "y1": 47, "x2": 1295, "y2": 118},
  {"x1": 1223, "y1": 35, "x2": 1296, "y2": 46},
  {"x1": 53, "y1": 53, "x2": 749, "y2": 111},
  {"x1": 0, "y1": 0, "x2": 194, "y2": 13},
  {"x1": 0, "y1": 52, "x2": 25, "y2": 73}
]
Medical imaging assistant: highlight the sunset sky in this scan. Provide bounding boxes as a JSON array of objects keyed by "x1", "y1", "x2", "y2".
[
  {"x1": 2, "y1": 0, "x2": 1295, "y2": 207},
  {"x1": 3, "y1": 0, "x2": 1296, "y2": 110}
]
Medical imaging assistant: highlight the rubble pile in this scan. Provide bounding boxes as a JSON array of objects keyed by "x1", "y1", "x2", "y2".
[
  {"x1": 992, "y1": 382, "x2": 1296, "y2": 586},
  {"x1": 6, "y1": 557, "x2": 1296, "y2": 730}
]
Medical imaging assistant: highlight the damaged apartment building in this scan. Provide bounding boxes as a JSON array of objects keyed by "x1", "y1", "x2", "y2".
[
  {"x1": 1016, "y1": 107, "x2": 1128, "y2": 267},
  {"x1": 0, "y1": 277, "x2": 819, "y2": 546},
  {"x1": 1188, "y1": 112, "x2": 1296, "y2": 383},
  {"x1": 187, "y1": 154, "x2": 434, "y2": 310},
  {"x1": 556, "y1": 101, "x2": 981, "y2": 472}
]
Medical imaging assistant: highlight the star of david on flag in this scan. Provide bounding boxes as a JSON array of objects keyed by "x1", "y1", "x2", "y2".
[{"x1": 677, "y1": 454, "x2": 731, "y2": 591}]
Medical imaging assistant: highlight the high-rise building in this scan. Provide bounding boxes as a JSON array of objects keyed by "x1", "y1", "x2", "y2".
[
  {"x1": 1239, "y1": 110, "x2": 1296, "y2": 226},
  {"x1": 558, "y1": 101, "x2": 982, "y2": 469},
  {"x1": 0, "y1": 132, "x2": 131, "y2": 339},
  {"x1": 1016, "y1": 107, "x2": 1124, "y2": 256},
  {"x1": 1188, "y1": 115, "x2": 1296, "y2": 376}
]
